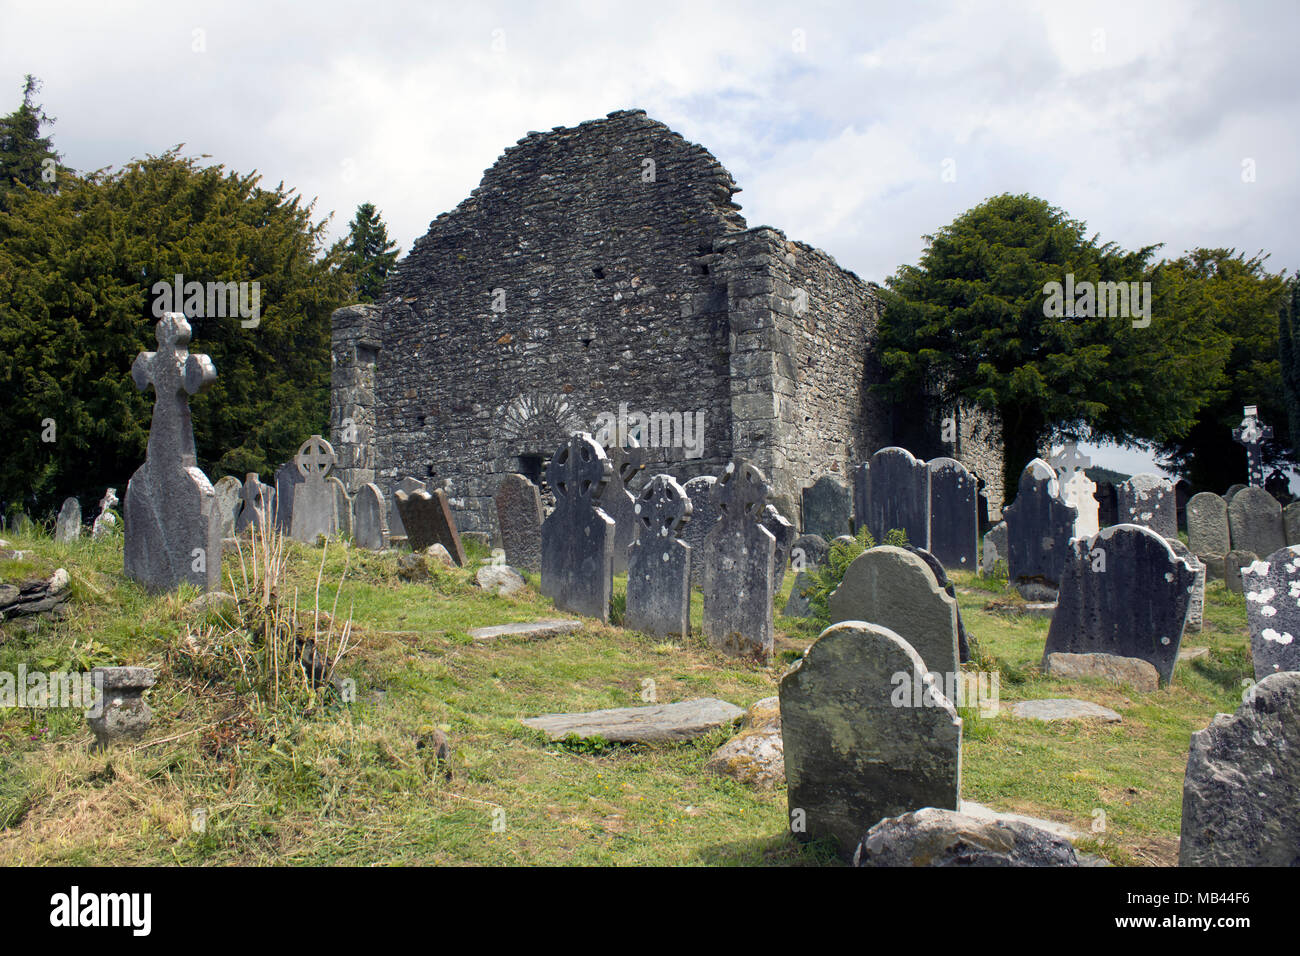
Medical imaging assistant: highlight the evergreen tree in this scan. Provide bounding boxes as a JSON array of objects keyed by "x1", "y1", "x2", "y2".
[
  {"x1": 0, "y1": 75, "x2": 63, "y2": 199},
  {"x1": 339, "y1": 202, "x2": 400, "y2": 302}
]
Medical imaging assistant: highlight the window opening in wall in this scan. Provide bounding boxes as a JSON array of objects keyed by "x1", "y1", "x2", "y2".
[
  {"x1": 517, "y1": 454, "x2": 547, "y2": 487},
  {"x1": 592, "y1": 267, "x2": 605, "y2": 279}
]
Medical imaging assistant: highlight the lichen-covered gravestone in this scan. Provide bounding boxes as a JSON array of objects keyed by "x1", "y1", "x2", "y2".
[
  {"x1": 54, "y1": 497, "x2": 81, "y2": 544},
  {"x1": 1116, "y1": 473, "x2": 1177, "y2": 538},
  {"x1": 1167, "y1": 537, "x2": 1205, "y2": 633},
  {"x1": 1003, "y1": 459, "x2": 1077, "y2": 598},
  {"x1": 123, "y1": 314, "x2": 222, "y2": 593},
  {"x1": 701, "y1": 461, "x2": 776, "y2": 661},
  {"x1": 396, "y1": 487, "x2": 465, "y2": 565},
  {"x1": 762, "y1": 503, "x2": 794, "y2": 592},
  {"x1": 626, "y1": 474, "x2": 692, "y2": 638},
  {"x1": 828, "y1": 546, "x2": 960, "y2": 679},
  {"x1": 801, "y1": 475, "x2": 852, "y2": 541},
  {"x1": 981, "y1": 520, "x2": 1007, "y2": 576},
  {"x1": 288, "y1": 435, "x2": 340, "y2": 545},
  {"x1": 781, "y1": 621, "x2": 962, "y2": 861},
  {"x1": 495, "y1": 474, "x2": 544, "y2": 573},
  {"x1": 1228, "y1": 486, "x2": 1285, "y2": 559},
  {"x1": 789, "y1": 534, "x2": 829, "y2": 575},
  {"x1": 863, "y1": 447, "x2": 929, "y2": 549},
  {"x1": 352, "y1": 483, "x2": 389, "y2": 551},
  {"x1": 681, "y1": 475, "x2": 718, "y2": 588},
  {"x1": 235, "y1": 473, "x2": 275, "y2": 534},
  {"x1": 1178, "y1": 671, "x2": 1300, "y2": 866},
  {"x1": 904, "y1": 545, "x2": 972, "y2": 663},
  {"x1": 212, "y1": 476, "x2": 242, "y2": 541},
  {"x1": 1186, "y1": 492, "x2": 1230, "y2": 562},
  {"x1": 602, "y1": 442, "x2": 643, "y2": 574},
  {"x1": 540, "y1": 433, "x2": 615, "y2": 621},
  {"x1": 926, "y1": 457, "x2": 978, "y2": 569},
  {"x1": 1242, "y1": 545, "x2": 1300, "y2": 680},
  {"x1": 1041, "y1": 524, "x2": 1197, "y2": 686}
]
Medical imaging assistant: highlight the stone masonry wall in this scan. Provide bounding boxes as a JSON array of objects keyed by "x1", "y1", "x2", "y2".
[{"x1": 330, "y1": 303, "x2": 383, "y2": 493}]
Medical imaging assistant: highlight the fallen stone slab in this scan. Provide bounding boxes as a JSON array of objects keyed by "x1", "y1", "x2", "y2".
[
  {"x1": 852, "y1": 807, "x2": 1080, "y2": 867},
  {"x1": 1178, "y1": 645, "x2": 1209, "y2": 662},
  {"x1": 704, "y1": 696, "x2": 784, "y2": 788},
  {"x1": 958, "y1": 800, "x2": 1081, "y2": 841},
  {"x1": 522, "y1": 698, "x2": 744, "y2": 743},
  {"x1": 1045, "y1": 652, "x2": 1159, "y2": 693},
  {"x1": 468, "y1": 619, "x2": 582, "y2": 643},
  {"x1": 1010, "y1": 699, "x2": 1121, "y2": 722}
]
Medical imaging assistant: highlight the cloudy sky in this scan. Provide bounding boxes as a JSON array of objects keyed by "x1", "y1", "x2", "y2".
[{"x1": 5, "y1": 0, "x2": 1296, "y2": 475}]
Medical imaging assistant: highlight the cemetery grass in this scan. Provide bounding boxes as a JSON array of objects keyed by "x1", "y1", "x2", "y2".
[{"x1": 0, "y1": 531, "x2": 1252, "y2": 867}]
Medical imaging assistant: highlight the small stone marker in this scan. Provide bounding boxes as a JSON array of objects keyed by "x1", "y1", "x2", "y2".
[
  {"x1": 1003, "y1": 459, "x2": 1077, "y2": 594},
  {"x1": 468, "y1": 619, "x2": 582, "y2": 643},
  {"x1": 625, "y1": 474, "x2": 692, "y2": 638},
  {"x1": 926, "y1": 457, "x2": 978, "y2": 569},
  {"x1": 1044, "y1": 652, "x2": 1159, "y2": 692},
  {"x1": 863, "y1": 446, "x2": 929, "y2": 549},
  {"x1": 235, "y1": 473, "x2": 275, "y2": 534},
  {"x1": 1231, "y1": 404, "x2": 1272, "y2": 487},
  {"x1": 781, "y1": 621, "x2": 962, "y2": 860},
  {"x1": 981, "y1": 520, "x2": 1007, "y2": 575},
  {"x1": 212, "y1": 476, "x2": 242, "y2": 540},
  {"x1": 1242, "y1": 545, "x2": 1300, "y2": 679},
  {"x1": 602, "y1": 442, "x2": 643, "y2": 574},
  {"x1": 1228, "y1": 485, "x2": 1285, "y2": 558},
  {"x1": 1116, "y1": 473, "x2": 1177, "y2": 538},
  {"x1": 1186, "y1": 491, "x2": 1230, "y2": 563},
  {"x1": 475, "y1": 564, "x2": 526, "y2": 596},
  {"x1": 54, "y1": 497, "x2": 81, "y2": 543},
  {"x1": 789, "y1": 533, "x2": 829, "y2": 574},
  {"x1": 91, "y1": 488, "x2": 119, "y2": 539},
  {"x1": 86, "y1": 666, "x2": 156, "y2": 750},
  {"x1": 1042, "y1": 524, "x2": 1197, "y2": 685},
  {"x1": 802, "y1": 475, "x2": 852, "y2": 540},
  {"x1": 1010, "y1": 699, "x2": 1122, "y2": 722},
  {"x1": 540, "y1": 433, "x2": 615, "y2": 621},
  {"x1": 288, "y1": 435, "x2": 340, "y2": 544},
  {"x1": 853, "y1": 808, "x2": 1079, "y2": 867},
  {"x1": 701, "y1": 461, "x2": 776, "y2": 660},
  {"x1": 781, "y1": 571, "x2": 817, "y2": 618},
  {"x1": 762, "y1": 503, "x2": 794, "y2": 592},
  {"x1": 495, "y1": 474, "x2": 544, "y2": 573},
  {"x1": 1179, "y1": 671, "x2": 1300, "y2": 866},
  {"x1": 352, "y1": 482, "x2": 388, "y2": 550},
  {"x1": 396, "y1": 487, "x2": 466, "y2": 565},
  {"x1": 704, "y1": 696, "x2": 784, "y2": 789},
  {"x1": 123, "y1": 314, "x2": 222, "y2": 592},
  {"x1": 521, "y1": 698, "x2": 743, "y2": 743},
  {"x1": 681, "y1": 475, "x2": 718, "y2": 588},
  {"x1": 1225, "y1": 549, "x2": 1256, "y2": 594}
]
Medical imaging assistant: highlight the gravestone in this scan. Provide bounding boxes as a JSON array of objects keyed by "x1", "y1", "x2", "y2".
[
  {"x1": 212, "y1": 476, "x2": 242, "y2": 540},
  {"x1": 1286, "y1": 502, "x2": 1300, "y2": 546},
  {"x1": 1232, "y1": 404, "x2": 1272, "y2": 487},
  {"x1": 802, "y1": 476, "x2": 852, "y2": 540},
  {"x1": 1225, "y1": 483, "x2": 1246, "y2": 501},
  {"x1": 781, "y1": 572, "x2": 817, "y2": 618},
  {"x1": 91, "y1": 488, "x2": 119, "y2": 539},
  {"x1": 625, "y1": 474, "x2": 692, "y2": 638},
  {"x1": 1225, "y1": 549, "x2": 1256, "y2": 594},
  {"x1": 981, "y1": 521, "x2": 1007, "y2": 576},
  {"x1": 1167, "y1": 538, "x2": 1205, "y2": 633},
  {"x1": 539, "y1": 433, "x2": 615, "y2": 621},
  {"x1": 235, "y1": 473, "x2": 275, "y2": 534},
  {"x1": 781, "y1": 621, "x2": 962, "y2": 861},
  {"x1": 288, "y1": 435, "x2": 340, "y2": 545},
  {"x1": 790, "y1": 533, "x2": 829, "y2": 574},
  {"x1": 388, "y1": 476, "x2": 426, "y2": 539},
  {"x1": 1179, "y1": 671, "x2": 1300, "y2": 866},
  {"x1": 701, "y1": 461, "x2": 776, "y2": 660},
  {"x1": 1095, "y1": 480, "x2": 1119, "y2": 527},
  {"x1": 273, "y1": 460, "x2": 303, "y2": 534},
  {"x1": 852, "y1": 462, "x2": 869, "y2": 533},
  {"x1": 1061, "y1": 470, "x2": 1100, "y2": 540},
  {"x1": 329, "y1": 477, "x2": 352, "y2": 538},
  {"x1": 1228, "y1": 485, "x2": 1285, "y2": 558},
  {"x1": 352, "y1": 483, "x2": 388, "y2": 551},
  {"x1": 1116, "y1": 473, "x2": 1177, "y2": 538},
  {"x1": 1186, "y1": 492, "x2": 1230, "y2": 559},
  {"x1": 395, "y1": 488, "x2": 466, "y2": 565},
  {"x1": 926, "y1": 457, "x2": 978, "y2": 569},
  {"x1": 602, "y1": 442, "x2": 643, "y2": 575},
  {"x1": 1175, "y1": 479, "x2": 1192, "y2": 534},
  {"x1": 123, "y1": 313, "x2": 222, "y2": 593},
  {"x1": 495, "y1": 474, "x2": 544, "y2": 573},
  {"x1": 829, "y1": 546, "x2": 960, "y2": 679},
  {"x1": 1003, "y1": 459, "x2": 1077, "y2": 595},
  {"x1": 763, "y1": 503, "x2": 794, "y2": 593},
  {"x1": 681, "y1": 475, "x2": 718, "y2": 589},
  {"x1": 904, "y1": 545, "x2": 972, "y2": 663},
  {"x1": 1042, "y1": 524, "x2": 1197, "y2": 685},
  {"x1": 863, "y1": 447, "x2": 929, "y2": 548},
  {"x1": 54, "y1": 497, "x2": 81, "y2": 544},
  {"x1": 1242, "y1": 545, "x2": 1300, "y2": 680}
]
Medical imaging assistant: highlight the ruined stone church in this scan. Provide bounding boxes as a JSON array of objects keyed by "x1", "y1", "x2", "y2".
[{"x1": 330, "y1": 109, "x2": 1003, "y2": 537}]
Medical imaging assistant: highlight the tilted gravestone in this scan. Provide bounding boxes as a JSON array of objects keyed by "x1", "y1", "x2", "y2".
[
  {"x1": 904, "y1": 545, "x2": 972, "y2": 662},
  {"x1": 763, "y1": 503, "x2": 794, "y2": 593},
  {"x1": 802, "y1": 475, "x2": 852, "y2": 540},
  {"x1": 1116, "y1": 473, "x2": 1177, "y2": 538},
  {"x1": 981, "y1": 520, "x2": 1007, "y2": 576},
  {"x1": 1228, "y1": 485, "x2": 1285, "y2": 559},
  {"x1": 829, "y1": 546, "x2": 961, "y2": 679},
  {"x1": 55, "y1": 497, "x2": 81, "y2": 544},
  {"x1": 1242, "y1": 545, "x2": 1300, "y2": 680},
  {"x1": 602, "y1": 442, "x2": 643, "y2": 575},
  {"x1": 388, "y1": 476, "x2": 427, "y2": 540},
  {"x1": 1179, "y1": 671, "x2": 1300, "y2": 866},
  {"x1": 495, "y1": 474, "x2": 544, "y2": 573},
  {"x1": 288, "y1": 435, "x2": 340, "y2": 545},
  {"x1": 540, "y1": 433, "x2": 615, "y2": 621},
  {"x1": 780, "y1": 620, "x2": 962, "y2": 861},
  {"x1": 1003, "y1": 459, "x2": 1077, "y2": 595},
  {"x1": 1286, "y1": 502, "x2": 1300, "y2": 546},
  {"x1": 1186, "y1": 492, "x2": 1230, "y2": 559},
  {"x1": 863, "y1": 447, "x2": 929, "y2": 548},
  {"x1": 352, "y1": 483, "x2": 389, "y2": 551},
  {"x1": 1042, "y1": 524, "x2": 1197, "y2": 685},
  {"x1": 926, "y1": 457, "x2": 978, "y2": 569},
  {"x1": 1167, "y1": 537, "x2": 1205, "y2": 633},
  {"x1": 396, "y1": 487, "x2": 466, "y2": 565},
  {"x1": 123, "y1": 314, "x2": 222, "y2": 593},
  {"x1": 681, "y1": 475, "x2": 718, "y2": 588},
  {"x1": 626, "y1": 474, "x2": 692, "y2": 638},
  {"x1": 273, "y1": 459, "x2": 303, "y2": 534},
  {"x1": 235, "y1": 473, "x2": 275, "y2": 534},
  {"x1": 212, "y1": 476, "x2": 242, "y2": 540},
  {"x1": 701, "y1": 461, "x2": 776, "y2": 661},
  {"x1": 790, "y1": 533, "x2": 829, "y2": 575}
]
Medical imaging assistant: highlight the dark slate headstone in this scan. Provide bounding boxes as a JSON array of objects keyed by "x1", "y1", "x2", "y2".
[
  {"x1": 123, "y1": 314, "x2": 222, "y2": 593},
  {"x1": 701, "y1": 461, "x2": 776, "y2": 660},
  {"x1": 790, "y1": 533, "x2": 829, "y2": 574},
  {"x1": 602, "y1": 442, "x2": 643, "y2": 575},
  {"x1": 236, "y1": 472, "x2": 275, "y2": 534},
  {"x1": 802, "y1": 476, "x2": 852, "y2": 540},
  {"x1": 926, "y1": 457, "x2": 978, "y2": 570},
  {"x1": 1187, "y1": 491, "x2": 1230, "y2": 558},
  {"x1": 495, "y1": 474, "x2": 544, "y2": 574},
  {"x1": 1116, "y1": 473, "x2": 1177, "y2": 538},
  {"x1": 1228, "y1": 486, "x2": 1285, "y2": 559},
  {"x1": 781, "y1": 621, "x2": 962, "y2": 861},
  {"x1": 1179, "y1": 671, "x2": 1300, "y2": 866},
  {"x1": 904, "y1": 545, "x2": 972, "y2": 663},
  {"x1": 1042, "y1": 524, "x2": 1197, "y2": 686},
  {"x1": 288, "y1": 435, "x2": 340, "y2": 544},
  {"x1": 863, "y1": 447, "x2": 929, "y2": 548},
  {"x1": 55, "y1": 496, "x2": 81, "y2": 544},
  {"x1": 1095, "y1": 480, "x2": 1119, "y2": 527},
  {"x1": 540, "y1": 433, "x2": 614, "y2": 621},
  {"x1": 273, "y1": 459, "x2": 303, "y2": 534},
  {"x1": 1004, "y1": 459, "x2": 1077, "y2": 592},
  {"x1": 396, "y1": 487, "x2": 466, "y2": 565},
  {"x1": 977, "y1": 491, "x2": 991, "y2": 537},
  {"x1": 1175, "y1": 479, "x2": 1192, "y2": 534},
  {"x1": 626, "y1": 474, "x2": 692, "y2": 638},
  {"x1": 353, "y1": 482, "x2": 388, "y2": 551},
  {"x1": 681, "y1": 475, "x2": 718, "y2": 589},
  {"x1": 763, "y1": 503, "x2": 794, "y2": 593},
  {"x1": 852, "y1": 462, "x2": 869, "y2": 533},
  {"x1": 1242, "y1": 545, "x2": 1300, "y2": 680}
]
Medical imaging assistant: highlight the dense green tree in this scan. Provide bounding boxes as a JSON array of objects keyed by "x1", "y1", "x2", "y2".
[
  {"x1": 878, "y1": 194, "x2": 1231, "y2": 493},
  {"x1": 337, "y1": 202, "x2": 400, "y2": 302},
  {"x1": 0, "y1": 75, "x2": 64, "y2": 199},
  {"x1": 0, "y1": 150, "x2": 352, "y2": 516}
]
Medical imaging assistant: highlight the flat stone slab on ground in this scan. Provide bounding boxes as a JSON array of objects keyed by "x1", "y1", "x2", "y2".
[
  {"x1": 1011, "y1": 699, "x2": 1122, "y2": 722},
  {"x1": 468, "y1": 619, "x2": 582, "y2": 643},
  {"x1": 1045, "y1": 651, "x2": 1159, "y2": 692},
  {"x1": 1178, "y1": 645, "x2": 1209, "y2": 661},
  {"x1": 522, "y1": 698, "x2": 744, "y2": 743},
  {"x1": 958, "y1": 800, "x2": 1082, "y2": 841}
]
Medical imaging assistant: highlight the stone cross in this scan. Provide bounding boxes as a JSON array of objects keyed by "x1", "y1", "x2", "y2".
[
  {"x1": 1232, "y1": 405, "x2": 1272, "y2": 487},
  {"x1": 237, "y1": 472, "x2": 275, "y2": 533},
  {"x1": 540, "y1": 433, "x2": 615, "y2": 621},
  {"x1": 701, "y1": 460, "x2": 776, "y2": 660},
  {"x1": 289, "y1": 435, "x2": 340, "y2": 544},
  {"x1": 1050, "y1": 441, "x2": 1091, "y2": 481},
  {"x1": 602, "y1": 440, "x2": 643, "y2": 574},
  {"x1": 626, "y1": 473, "x2": 693, "y2": 638},
  {"x1": 131, "y1": 313, "x2": 217, "y2": 467}
]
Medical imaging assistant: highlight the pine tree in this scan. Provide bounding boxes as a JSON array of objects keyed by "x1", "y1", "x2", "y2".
[
  {"x1": 0, "y1": 75, "x2": 63, "y2": 199},
  {"x1": 340, "y1": 202, "x2": 400, "y2": 302}
]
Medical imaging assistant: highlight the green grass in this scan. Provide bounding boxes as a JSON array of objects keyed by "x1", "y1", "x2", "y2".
[{"x1": 0, "y1": 528, "x2": 1253, "y2": 866}]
